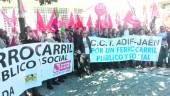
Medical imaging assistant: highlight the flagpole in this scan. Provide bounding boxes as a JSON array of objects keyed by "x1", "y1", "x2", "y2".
[{"x1": 17, "y1": 0, "x2": 25, "y2": 39}]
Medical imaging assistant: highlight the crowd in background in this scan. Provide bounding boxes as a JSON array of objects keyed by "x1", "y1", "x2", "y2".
[{"x1": 0, "y1": 24, "x2": 170, "y2": 96}]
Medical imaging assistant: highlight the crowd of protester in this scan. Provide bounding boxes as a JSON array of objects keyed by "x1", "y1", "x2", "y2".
[{"x1": 0, "y1": 24, "x2": 170, "y2": 96}]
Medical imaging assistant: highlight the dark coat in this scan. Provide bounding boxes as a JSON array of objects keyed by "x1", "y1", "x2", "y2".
[
  {"x1": 73, "y1": 33, "x2": 91, "y2": 53},
  {"x1": 81, "y1": 37, "x2": 92, "y2": 54},
  {"x1": 73, "y1": 33, "x2": 83, "y2": 52},
  {"x1": 22, "y1": 39, "x2": 39, "y2": 44}
]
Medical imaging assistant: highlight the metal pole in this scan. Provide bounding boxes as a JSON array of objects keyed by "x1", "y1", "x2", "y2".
[{"x1": 17, "y1": 0, "x2": 25, "y2": 40}]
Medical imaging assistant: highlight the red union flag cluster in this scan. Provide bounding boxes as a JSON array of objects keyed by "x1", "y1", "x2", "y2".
[
  {"x1": 0, "y1": 1, "x2": 162, "y2": 36},
  {"x1": 1, "y1": 9, "x2": 17, "y2": 33}
]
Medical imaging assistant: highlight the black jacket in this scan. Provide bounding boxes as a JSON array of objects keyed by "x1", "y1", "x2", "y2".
[
  {"x1": 22, "y1": 39, "x2": 39, "y2": 44},
  {"x1": 73, "y1": 33, "x2": 83, "y2": 52},
  {"x1": 81, "y1": 37, "x2": 92, "y2": 54},
  {"x1": 73, "y1": 33, "x2": 91, "y2": 53}
]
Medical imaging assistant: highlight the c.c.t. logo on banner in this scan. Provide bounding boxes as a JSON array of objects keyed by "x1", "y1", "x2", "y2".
[{"x1": 95, "y1": 3, "x2": 106, "y2": 16}]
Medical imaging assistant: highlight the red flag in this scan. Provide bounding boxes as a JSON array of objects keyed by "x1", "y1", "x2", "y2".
[
  {"x1": 124, "y1": 11, "x2": 133, "y2": 22},
  {"x1": 108, "y1": 14, "x2": 113, "y2": 28},
  {"x1": 124, "y1": 11, "x2": 141, "y2": 28},
  {"x1": 20, "y1": 0, "x2": 26, "y2": 13},
  {"x1": 59, "y1": 16, "x2": 66, "y2": 28},
  {"x1": 67, "y1": 13, "x2": 74, "y2": 28},
  {"x1": 103, "y1": 14, "x2": 108, "y2": 28},
  {"x1": 125, "y1": 0, "x2": 141, "y2": 28},
  {"x1": 51, "y1": 17, "x2": 58, "y2": 32},
  {"x1": 36, "y1": 9, "x2": 58, "y2": 33},
  {"x1": 36, "y1": 10, "x2": 45, "y2": 32},
  {"x1": 124, "y1": 10, "x2": 132, "y2": 26},
  {"x1": 74, "y1": 15, "x2": 84, "y2": 29},
  {"x1": 1, "y1": 10, "x2": 14, "y2": 27},
  {"x1": 151, "y1": 1, "x2": 159, "y2": 19},
  {"x1": 128, "y1": 19, "x2": 141, "y2": 28},
  {"x1": 32, "y1": 29, "x2": 41, "y2": 40},
  {"x1": 86, "y1": 15, "x2": 92, "y2": 29},
  {"x1": 46, "y1": 8, "x2": 58, "y2": 31},
  {"x1": 95, "y1": 16, "x2": 102, "y2": 30},
  {"x1": 48, "y1": 12, "x2": 58, "y2": 33},
  {"x1": 12, "y1": 9, "x2": 17, "y2": 33},
  {"x1": 9, "y1": 36, "x2": 17, "y2": 47},
  {"x1": 1, "y1": 9, "x2": 17, "y2": 33}
]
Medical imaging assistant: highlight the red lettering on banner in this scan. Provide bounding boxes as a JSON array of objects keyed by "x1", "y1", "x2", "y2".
[{"x1": 53, "y1": 60, "x2": 71, "y2": 73}]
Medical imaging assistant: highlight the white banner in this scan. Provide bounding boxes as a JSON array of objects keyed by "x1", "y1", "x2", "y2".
[
  {"x1": 89, "y1": 36, "x2": 162, "y2": 62},
  {"x1": 40, "y1": 43, "x2": 74, "y2": 80},
  {"x1": 0, "y1": 43, "x2": 74, "y2": 96}
]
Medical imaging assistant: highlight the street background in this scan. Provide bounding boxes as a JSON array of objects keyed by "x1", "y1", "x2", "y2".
[{"x1": 38, "y1": 67, "x2": 170, "y2": 96}]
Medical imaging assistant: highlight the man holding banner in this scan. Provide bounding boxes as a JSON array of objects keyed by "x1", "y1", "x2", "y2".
[
  {"x1": 73, "y1": 28, "x2": 84, "y2": 77},
  {"x1": 80, "y1": 30, "x2": 92, "y2": 75},
  {"x1": 158, "y1": 26, "x2": 168, "y2": 67},
  {"x1": 1, "y1": 0, "x2": 170, "y2": 95},
  {"x1": 21, "y1": 26, "x2": 42, "y2": 96}
]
